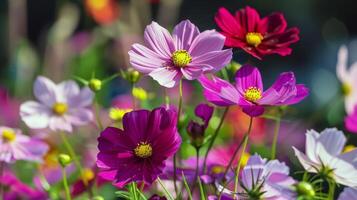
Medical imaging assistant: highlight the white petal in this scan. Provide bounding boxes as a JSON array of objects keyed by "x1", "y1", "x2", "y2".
[
  {"x1": 148, "y1": 68, "x2": 182, "y2": 88},
  {"x1": 336, "y1": 45, "x2": 348, "y2": 82},
  {"x1": 318, "y1": 128, "x2": 346, "y2": 156},
  {"x1": 292, "y1": 147, "x2": 319, "y2": 173},
  {"x1": 20, "y1": 101, "x2": 51, "y2": 129},
  {"x1": 49, "y1": 116, "x2": 73, "y2": 132}
]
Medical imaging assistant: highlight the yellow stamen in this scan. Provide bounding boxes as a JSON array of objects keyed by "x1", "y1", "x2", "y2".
[
  {"x1": 109, "y1": 108, "x2": 132, "y2": 121},
  {"x1": 246, "y1": 32, "x2": 263, "y2": 47},
  {"x1": 171, "y1": 50, "x2": 192, "y2": 68},
  {"x1": 342, "y1": 83, "x2": 352, "y2": 96},
  {"x1": 211, "y1": 165, "x2": 225, "y2": 174},
  {"x1": 244, "y1": 87, "x2": 262, "y2": 102},
  {"x1": 52, "y1": 103, "x2": 68, "y2": 115},
  {"x1": 343, "y1": 145, "x2": 356, "y2": 153},
  {"x1": 134, "y1": 142, "x2": 152, "y2": 158},
  {"x1": 82, "y1": 168, "x2": 95, "y2": 182},
  {"x1": 2, "y1": 129, "x2": 16, "y2": 142}
]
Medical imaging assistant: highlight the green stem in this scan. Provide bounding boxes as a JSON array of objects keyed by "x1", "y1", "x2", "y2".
[
  {"x1": 328, "y1": 181, "x2": 335, "y2": 200},
  {"x1": 164, "y1": 88, "x2": 170, "y2": 108},
  {"x1": 173, "y1": 79, "x2": 183, "y2": 195},
  {"x1": 182, "y1": 172, "x2": 193, "y2": 200},
  {"x1": 61, "y1": 167, "x2": 72, "y2": 200},
  {"x1": 195, "y1": 147, "x2": 200, "y2": 183},
  {"x1": 131, "y1": 83, "x2": 136, "y2": 110},
  {"x1": 94, "y1": 95, "x2": 104, "y2": 131},
  {"x1": 203, "y1": 107, "x2": 230, "y2": 173},
  {"x1": 157, "y1": 177, "x2": 175, "y2": 200},
  {"x1": 233, "y1": 117, "x2": 253, "y2": 198},
  {"x1": 270, "y1": 116, "x2": 281, "y2": 160},
  {"x1": 130, "y1": 182, "x2": 138, "y2": 200}
]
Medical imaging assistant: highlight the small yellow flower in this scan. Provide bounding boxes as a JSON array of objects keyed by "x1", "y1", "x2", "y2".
[
  {"x1": 343, "y1": 145, "x2": 356, "y2": 153},
  {"x1": 109, "y1": 108, "x2": 132, "y2": 121},
  {"x1": 132, "y1": 87, "x2": 148, "y2": 101}
]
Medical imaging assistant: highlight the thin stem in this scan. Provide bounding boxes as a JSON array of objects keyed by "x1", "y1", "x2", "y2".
[
  {"x1": 164, "y1": 88, "x2": 170, "y2": 108},
  {"x1": 270, "y1": 116, "x2": 281, "y2": 160},
  {"x1": 0, "y1": 162, "x2": 4, "y2": 200},
  {"x1": 195, "y1": 147, "x2": 200, "y2": 183},
  {"x1": 173, "y1": 79, "x2": 183, "y2": 195},
  {"x1": 61, "y1": 167, "x2": 72, "y2": 200},
  {"x1": 203, "y1": 107, "x2": 230, "y2": 173},
  {"x1": 233, "y1": 117, "x2": 253, "y2": 198},
  {"x1": 131, "y1": 83, "x2": 136, "y2": 110},
  {"x1": 157, "y1": 177, "x2": 175, "y2": 200},
  {"x1": 328, "y1": 181, "x2": 335, "y2": 200},
  {"x1": 94, "y1": 95, "x2": 103, "y2": 131},
  {"x1": 130, "y1": 182, "x2": 138, "y2": 200},
  {"x1": 182, "y1": 172, "x2": 193, "y2": 200}
]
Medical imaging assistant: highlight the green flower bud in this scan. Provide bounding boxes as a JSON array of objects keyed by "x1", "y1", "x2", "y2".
[
  {"x1": 295, "y1": 181, "x2": 315, "y2": 197},
  {"x1": 58, "y1": 154, "x2": 72, "y2": 167},
  {"x1": 129, "y1": 70, "x2": 140, "y2": 84},
  {"x1": 92, "y1": 196, "x2": 104, "y2": 200},
  {"x1": 89, "y1": 78, "x2": 102, "y2": 92}
]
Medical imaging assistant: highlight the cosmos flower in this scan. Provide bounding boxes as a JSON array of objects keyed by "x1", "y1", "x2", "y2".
[
  {"x1": 0, "y1": 127, "x2": 48, "y2": 163},
  {"x1": 0, "y1": 88, "x2": 20, "y2": 127},
  {"x1": 0, "y1": 171, "x2": 47, "y2": 200},
  {"x1": 215, "y1": 7, "x2": 299, "y2": 60},
  {"x1": 84, "y1": 0, "x2": 119, "y2": 25},
  {"x1": 237, "y1": 154, "x2": 296, "y2": 200},
  {"x1": 199, "y1": 65, "x2": 309, "y2": 117},
  {"x1": 338, "y1": 187, "x2": 357, "y2": 200},
  {"x1": 345, "y1": 105, "x2": 357, "y2": 133},
  {"x1": 129, "y1": 20, "x2": 232, "y2": 88},
  {"x1": 336, "y1": 45, "x2": 357, "y2": 114},
  {"x1": 97, "y1": 107, "x2": 181, "y2": 187},
  {"x1": 293, "y1": 128, "x2": 357, "y2": 188},
  {"x1": 20, "y1": 76, "x2": 94, "y2": 132}
]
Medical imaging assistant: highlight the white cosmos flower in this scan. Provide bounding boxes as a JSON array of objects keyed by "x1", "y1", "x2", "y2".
[
  {"x1": 336, "y1": 45, "x2": 357, "y2": 114},
  {"x1": 293, "y1": 128, "x2": 357, "y2": 188}
]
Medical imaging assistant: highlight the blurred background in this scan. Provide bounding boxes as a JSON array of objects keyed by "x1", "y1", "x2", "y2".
[{"x1": 0, "y1": 0, "x2": 356, "y2": 160}]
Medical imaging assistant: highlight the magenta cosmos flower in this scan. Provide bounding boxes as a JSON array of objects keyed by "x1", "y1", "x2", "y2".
[
  {"x1": 0, "y1": 126, "x2": 48, "y2": 163},
  {"x1": 129, "y1": 20, "x2": 232, "y2": 88},
  {"x1": 20, "y1": 76, "x2": 94, "y2": 132},
  {"x1": 97, "y1": 107, "x2": 181, "y2": 187},
  {"x1": 199, "y1": 65, "x2": 309, "y2": 117},
  {"x1": 215, "y1": 7, "x2": 300, "y2": 60},
  {"x1": 345, "y1": 105, "x2": 357, "y2": 134}
]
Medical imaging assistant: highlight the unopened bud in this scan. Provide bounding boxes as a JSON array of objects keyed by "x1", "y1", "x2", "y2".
[
  {"x1": 295, "y1": 181, "x2": 315, "y2": 197},
  {"x1": 58, "y1": 154, "x2": 72, "y2": 167},
  {"x1": 89, "y1": 78, "x2": 102, "y2": 92},
  {"x1": 128, "y1": 70, "x2": 140, "y2": 84}
]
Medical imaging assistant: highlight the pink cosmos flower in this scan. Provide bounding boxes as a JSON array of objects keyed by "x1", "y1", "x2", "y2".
[
  {"x1": 199, "y1": 65, "x2": 309, "y2": 117},
  {"x1": 20, "y1": 76, "x2": 94, "y2": 132},
  {"x1": 129, "y1": 20, "x2": 232, "y2": 88},
  {"x1": 345, "y1": 105, "x2": 357, "y2": 134},
  {"x1": 215, "y1": 7, "x2": 300, "y2": 60},
  {"x1": 336, "y1": 45, "x2": 357, "y2": 114},
  {"x1": 0, "y1": 88, "x2": 20, "y2": 127},
  {"x1": 97, "y1": 107, "x2": 181, "y2": 187},
  {"x1": 0, "y1": 126, "x2": 48, "y2": 163},
  {"x1": 293, "y1": 128, "x2": 357, "y2": 188}
]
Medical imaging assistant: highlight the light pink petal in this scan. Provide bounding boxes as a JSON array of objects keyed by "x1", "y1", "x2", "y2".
[
  {"x1": 34, "y1": 76, "x2": 57, "y2": 107},
  {"x1": 49, "y1": 116, "x2": 73, "y2": 132},
  {"x1": 129, "y1": 43, "x2": 168, "y2": 74},
  {"x1": 20, "y1": 101, "x2": 51, "y2": 129},
  {"x1": 172, "y1": 20, "x2": 200, "y2": 50},
  {"x1": 188, "y1": 49, "x2": 232, "y2": 72},
  {"x1": 144, "y1": 22, "x2": 175, "y2": 58},
  {"x1": 57, "y1": 80, "x2": 80, "y2": 103},
  {"x1": 68, "y1": 87, "x2": 94, "y2": 108},
  {"x1": 181, "y1": 66, "x2": 203, "y2": 80},
  {"x1": 318, "y1": 128, "x2": 346, "y2": 156},
  {"x1": 148, "y1": 68, "x2": 182, "y2": 88},
  {"x1": 66, "y1": 108, "x2": 93, "y2": 126},
  {"x1": 338, "y1": 187, "x2": 357, "y2": 200},
  {"x1": 336, "y1": 45, "x2": 348, "y2": 82},
  {"x1": 188, "y1": 30, "x2": 226, "y2": 57},
  {"x1": 339, "y1": 149, "x2": 357, "y2": 167}
]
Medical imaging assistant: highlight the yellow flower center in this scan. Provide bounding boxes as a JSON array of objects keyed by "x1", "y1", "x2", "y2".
[
  {"x1": 343, "y1": 145, "x2": 356, "y2": 153},
  {"x1": 52, "y1": 103, "x2": 68, "y2": 116},
  {"x1": 244, "y1": 87, "x2": 262, "y2": 102},
  {"x1": 211, "y1": 165, "x2": 225, "y2": 174},
  {"x1": 246, "y1": 32, "x2": 263, "y2": 47},
  {"x1": 342, "y1": 83, "x2": 352, "y2": 96},
  {"x1": 88, "y1": 0, "x2": 108, "y2": 10},
  {"x1": 2, "y1": 129, "x2": 16, "y2": 142},
  {"x1": 171, "y1": 50, "x2": 192, "y2": 68},
  {"x1": 82, "y1": 168, "x2": 95, "y2": 182},
  {"x1": 132, "y1": 87, "x2": 148, "y2": 101},
  {"x1": 240, "y1": 152, "x2": 250, "y2": 167},
  {"x1": 134, "y1": 142, "x2": 152, "y2": 158},
  {"x1": 109, "y1": 108, "x2": 132, "y2": 121}
]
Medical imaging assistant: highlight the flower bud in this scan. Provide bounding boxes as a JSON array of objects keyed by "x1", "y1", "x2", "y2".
[
  {"x1": 58, "y1": 154, "x2": 72, "y2": 167},
  {"x1": 186, "y1": 121, "x2": 205, "y2": 148},
  {"x1": 295, "y1": 181, "x2": 315, "y2": 197},
  {"x1": 89, "y1": 78, "x2": 102, "y2": 92},
  {"x1": 128, "y1": 70, "x2": 140, "y2": 84}
]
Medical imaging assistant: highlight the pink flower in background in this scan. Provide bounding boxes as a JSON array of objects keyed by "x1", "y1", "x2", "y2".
[
  {"x1": 336, "y1": 45, "x2": 357, "y2": 114},
  {"x1": 0, "y1": 126, "x2": 48, "y2": 163},
  {"x1": 20, "y1": 76, "x2": 94, "y2": 132},
  {"x1": 0, "y1": 88, "x2": 20, "y2": 127},
  {"x1": 215, "y1": 7, "x2": 299, "y2": 60},
  {"x1": 345, "y1": 105, "x2": 357, "y2": 133},
  {"x1": 199, "y1": 65, "x2": 309, "y2": 117},
  {"x1": 97, "y1": 107, "x2": 181, "y2": 187},
  {"x1": 129, "y1": 20, "x2": 232, "y2": 88},
  {"x1": 293, "y1": 128, "x2": 357, "y2": 188}
]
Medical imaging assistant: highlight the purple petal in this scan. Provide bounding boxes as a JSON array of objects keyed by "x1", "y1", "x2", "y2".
[
  {"x1": 282, "y1": 84, "x2": 309, "y2": 105},
  {"x1": 20, "y1": 101, "x2": 51, "y2": 129},
  {"x1": 144, "y1": 22, "x2": 175, "y2": 58},
  {"x1": 57, "y1": 80, "x2": 80, "y2": 103},
  {"x1": 70, "y1": 87, "x2": 94, "y2": 108},
  {"x1": 188, "y1": 30, "x2": 226, "y2": 57},
  {"x1": 188, "y1": 49, "x2": 233, "y2": 72},
  {"x1": 235, "y1": 65, "x2": 263, "y2": 95},
  {"x1": 149, "y1": 68, "x2": 182, "y2": 88},
  {"x1": 172, "y1": 20, "x2": 200, "y2": 50},
  {"x1": 198, "y1": 75, "x2": 240, "y2": 106},
  {"x1": 345, "y1": 108, "x2": 357, "y2": 133},
  {"x1": 195, "y1": 103, "x2": 214, "y2": 127},
  {"x1": 239, "y1": 99, "x2": 265, "y2": 117},
  {"x1": 318, "y1": 128, "x2": 346, "y2": 156},
  {"x1": 66, "y1": 108, "x2": 93, "y2": 126},
  {"x1": 34, "y1": 76, "x2": 57, "y2": 107}
]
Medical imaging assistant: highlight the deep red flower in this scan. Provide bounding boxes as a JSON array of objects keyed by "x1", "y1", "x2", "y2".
[{"x1": 215, "y1": 6, "x2": 300, "y2": 60}]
